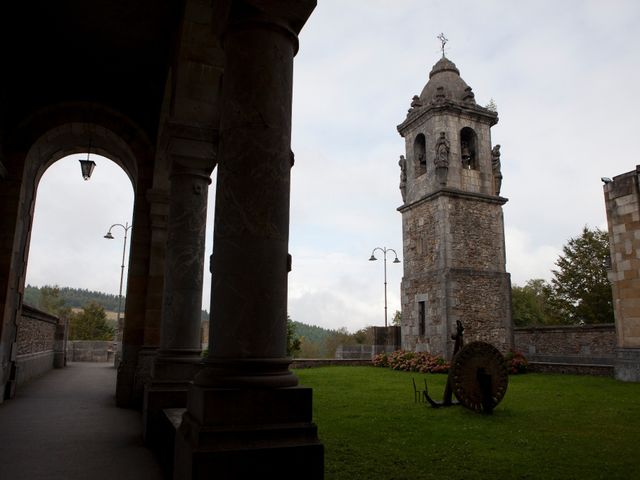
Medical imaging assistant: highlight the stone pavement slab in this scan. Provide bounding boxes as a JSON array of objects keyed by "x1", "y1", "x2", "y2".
[{"x1": 0, "y1": 362, "x2": 163, "y2": 480}]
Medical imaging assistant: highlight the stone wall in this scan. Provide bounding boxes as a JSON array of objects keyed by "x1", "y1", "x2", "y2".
[
  {"x1": 291, "y1": 359, "x2": 372, "y2": 369},
  {"x1": 335, "y1": 345, "x2": 373, "y2": 360},
  {"x1": 16, "y1": 309, "x2": 56, "y2": 355},
  {"x1": 67, "y1": 341, "x2": 116, "y2": 363},
  {"x1": 514, "y1": 324, "x2": 616, "y2": 368},
  {"x1": 15, "y1": 305, "x2": 61, "y2": 385},
  {"x1": 372, "y1": 326, "x2": 401, "y2": 356}
]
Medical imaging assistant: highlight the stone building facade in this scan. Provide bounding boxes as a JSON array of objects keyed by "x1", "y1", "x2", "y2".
[
  {"x1": 603, "y1": 166, "x2": 640, "y2": 381},
  {"x1": 397, "y1": 55, "x2": 513, "y2": 358}
]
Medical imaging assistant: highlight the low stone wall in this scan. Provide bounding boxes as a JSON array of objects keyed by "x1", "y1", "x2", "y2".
[
  {"x1": 291, "y1": 359, "x2": 372, "y2": 369},
  {"x1": 67, "y1": 341, "x2": 116, "y2": 362},
  {"x1": 335, "y1": 345, "x2": 373, "y2": 360},
  {"x1": 15, "y1": 305, "x2": 61, "y2": 385},
  {"x1": 514, "y1": 324, "x2": 616, "y2": 374},
  {"x1": 527, "y1": 362, "x2": 613, "y2": 376},
  {"x1": 15, "y1": 351, "x2": 55, "y2": 384}
]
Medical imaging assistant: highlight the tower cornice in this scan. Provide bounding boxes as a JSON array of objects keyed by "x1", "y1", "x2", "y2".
[
  {"x1": 397, "y1": 187, "x2": 508, "y2": 213},
  {"x1": 397, "y1": 101, "x2": 498, "y2": 137}
]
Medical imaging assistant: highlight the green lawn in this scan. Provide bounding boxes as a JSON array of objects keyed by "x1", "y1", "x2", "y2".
[{"x1": 294, "y1": 367, "x2": 640, "y2": 480}]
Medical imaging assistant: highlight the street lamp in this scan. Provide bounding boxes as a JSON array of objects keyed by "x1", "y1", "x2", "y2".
[
  {"x1": 79, "y1": 140, "x2": 96, "y2": 180},
  {"x1": 103, "y1": 222, "x2": 132, "y2": 343},
  {"x1": 369, "y1": 246, "x2": 401, "y2": 327}
]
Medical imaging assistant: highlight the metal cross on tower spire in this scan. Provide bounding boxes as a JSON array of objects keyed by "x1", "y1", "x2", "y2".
[{"x1": 437, "y1": 32, "x2": 448, "y2": 57}]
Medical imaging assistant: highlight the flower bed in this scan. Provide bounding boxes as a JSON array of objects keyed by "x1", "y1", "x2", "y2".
[
  {"x1": 373, "y1": 349, "x2": 529, "y2": 374},
  {"x1": 372, "y1": 350, "x2": 449, "y2": 373}
]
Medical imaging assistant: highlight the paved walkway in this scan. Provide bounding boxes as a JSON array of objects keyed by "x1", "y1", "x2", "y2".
[{"x1": 0, "y1": 362, "x2": 163, "y2": 480}]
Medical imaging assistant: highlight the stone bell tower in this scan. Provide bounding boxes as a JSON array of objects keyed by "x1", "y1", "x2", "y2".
[{"x1": 397, "y1": 52, "x2": 513, "y2": 358}]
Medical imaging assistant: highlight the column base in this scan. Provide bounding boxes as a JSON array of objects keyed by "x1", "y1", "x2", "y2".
[
  {"x1": 116, "y1": 345, "x2": 141, "y2": 407},
  {"x1": 143, "y1": 359, "x2": 203, "y2": 444},
  {"x1": 175, "y1": 384, "x2": 323, "y2": 479},
  {"x1": 615, "y1": 348, "x2": 640, "y2": 382}
]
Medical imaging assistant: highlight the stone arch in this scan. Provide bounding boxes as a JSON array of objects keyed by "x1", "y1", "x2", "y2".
[
  {"x1": 0, "y1": 103, "x2": 156, "y2": 402},
  {"x1": 413, "y1": 133, "x2": 427, "y2": 177},
  {"x1": 460, "y1": 127, "x2": 478, "y2": 170},
  {"x1": 14, "y1": 120, "x2": 140, "y2": 310}
]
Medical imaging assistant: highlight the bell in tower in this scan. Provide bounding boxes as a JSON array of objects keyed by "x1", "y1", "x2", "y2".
[{"x1": 396, "y1": 38, "x2": 513, "y2": 358}]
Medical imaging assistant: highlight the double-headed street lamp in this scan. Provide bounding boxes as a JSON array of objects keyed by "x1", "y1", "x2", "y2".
[
  {"x1": 369, "y1": 246, "x2": 401, "y2": 327},
  {"x1": 104, "y1": 222, "x2": 131, "y2": 339}
]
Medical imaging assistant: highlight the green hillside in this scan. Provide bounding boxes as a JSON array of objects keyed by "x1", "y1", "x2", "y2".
[
  {"x1": 26, "y1": 284, "x2": 209, "y2": 323},
  {"x1": 24, "y1": 284, "x2": 342, "y2": 356}
]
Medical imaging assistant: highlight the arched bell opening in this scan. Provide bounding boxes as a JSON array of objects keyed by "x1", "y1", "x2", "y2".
[
  {"x1": 460, "y1": 127, "x2": 478, "y2": 170},
  {"x1": 414, "y1": 133, "x2": 427, "y2": 177}
]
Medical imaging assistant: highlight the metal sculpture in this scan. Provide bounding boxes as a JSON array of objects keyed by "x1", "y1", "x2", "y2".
[
  {"x1": 424, "y1": 320, "x2": 464, "y2": 408},
  {"x1": 450, "y1": 341, "x2": 508, "y2": 413},
  {"x1": 424, "y1": 322, "x2": 509, "y2": 414}
]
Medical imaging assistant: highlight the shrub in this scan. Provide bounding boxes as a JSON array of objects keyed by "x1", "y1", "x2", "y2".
[
  {"x1": 372, "y1": 350, "x2": 450, "y2": 374},
  {"x1": 504, "y1": 349, "x2": 529, "y2": 374}
]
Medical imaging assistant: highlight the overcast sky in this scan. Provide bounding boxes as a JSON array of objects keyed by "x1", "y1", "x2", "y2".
[{"x1": 26, "y1": 0, "x2": 640, "y2": 332}]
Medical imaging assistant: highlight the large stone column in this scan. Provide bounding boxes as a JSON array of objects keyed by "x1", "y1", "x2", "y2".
[
  {"x1": 144, "y1": 130, "x2": 214, "y2": 443},
  {"x1": 175, "y1": 1, "x2": 323, "y2": 477}
]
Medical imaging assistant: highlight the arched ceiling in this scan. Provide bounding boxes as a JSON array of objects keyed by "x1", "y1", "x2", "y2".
[{"x1": 0, "y1": 0, "x2": 184, "y2": 142}]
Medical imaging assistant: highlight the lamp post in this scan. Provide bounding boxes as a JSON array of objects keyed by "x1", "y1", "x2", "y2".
[
  {"x1": 104, "y1": 222, "x2": 131, "y2": 342},
  {"x1": 369, "y1": 246, "x2": 401, "y2": 327}
]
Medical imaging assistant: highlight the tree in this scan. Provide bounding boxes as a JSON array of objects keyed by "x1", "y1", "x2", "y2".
[
  {"x1": 39, "y1": 285, "x2": 67, "y2": 315},
  {"x1": 38, "y1": 285, "x2": 72, "y2": 320},
  {"x1": 286, "y1": 316, "x2": 301, "y2": 357},
  {"x1": 391, "y1": 310, "x2": 402, "y2": 326},
  {"x1": 69, "y1": 302, "x2": 115, "y2": 340},
  {"x1": 511, "y1": 279, "x2": 559, "y2": 326},
  {"x1": 298, "y1": 337, "x2": 322, "y2": 358},
  {"x1": 549, "y1": 226, "x2": 613, "y2": 324}
]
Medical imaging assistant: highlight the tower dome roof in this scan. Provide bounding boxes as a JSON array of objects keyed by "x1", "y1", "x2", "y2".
[{"x1": 419, "y1": 56, "x2": 476, "y2": 105}]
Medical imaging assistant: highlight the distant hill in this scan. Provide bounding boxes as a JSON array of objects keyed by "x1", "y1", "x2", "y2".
[
  {"x1": 24, "y1": 285, "x2": 332, "y2": 353},
  {"x1": 25, "y1": 284, "x2": 211, "y2": 321},
  {"x1": 25, "y1": 284, "x2": 122, "y2": 311},
  {"x1": 292, "y1": 321, "x2": 333, "y2": 345},
  {"x1": 290, "y1": 320, "x2": 341, "y2": 358}
]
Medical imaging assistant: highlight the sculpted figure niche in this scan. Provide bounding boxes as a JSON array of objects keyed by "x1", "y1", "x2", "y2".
[
  {"x1": 492, "y1": 144, "x2": 502, "y2": 195},
  {"x1": 399, "y1": 155, "x2": 407, "y2": 202},
  {"x1": 434, "y1": 131, "x2": 450, "y2": 186}
]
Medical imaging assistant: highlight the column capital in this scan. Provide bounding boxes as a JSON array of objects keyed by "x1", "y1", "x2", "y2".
[
  {"x1": 213, "y1": 0, "x2": 316, "y2": 53},
  {"x1": 162, "y1": 120, "x2": 218, "y2": 173}
]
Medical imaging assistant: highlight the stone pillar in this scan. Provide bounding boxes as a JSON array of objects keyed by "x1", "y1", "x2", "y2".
[
  {"x1": 604, "y1": 166, "x2": 640, "y2": 382},
  {"x1": 116, "y1": 192, "x2": 152, "y2": 408},
  {"x1": 53, "y1": 318, "x2": 67, "y2": 368},
  {"x1": 175, "y1": 1, "x2": 323, "y2": 477},
  {"x1": 144, "y1": 133, "x2": 214, "y2": 443}
]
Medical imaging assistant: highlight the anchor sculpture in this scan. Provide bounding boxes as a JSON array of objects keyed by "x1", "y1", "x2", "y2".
[{"x1": 424, "y1": 321, "x2": 508, "y2": 414}]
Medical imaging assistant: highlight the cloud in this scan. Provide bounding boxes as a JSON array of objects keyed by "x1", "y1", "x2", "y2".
[
  {"x1": 288, "y1": 248, "x2": 402, "y2": 332},
  {"x1": 505, "y1": 227, "x2": 560, "y2": 286},
  {"x1": 25, "y1": 0, "x2": 640, "y2": 333},
  {"x1": 26, "y1": 155, "x2": 134, "y2": 295}
]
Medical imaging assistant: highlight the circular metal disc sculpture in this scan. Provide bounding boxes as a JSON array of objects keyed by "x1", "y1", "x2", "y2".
[{"x1": 450, "y1": 341, "x2": 509, "y2": 413}]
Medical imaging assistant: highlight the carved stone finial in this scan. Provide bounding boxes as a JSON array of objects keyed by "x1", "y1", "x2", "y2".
[{"x1": 437, "y1": 32, "x2": 448, "y2": 57}]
